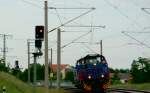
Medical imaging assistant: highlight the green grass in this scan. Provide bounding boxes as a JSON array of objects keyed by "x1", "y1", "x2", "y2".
[
  {"x1": 110, "y1": 83, "x2": 150, "y2": 91},
  {"x1": 0, "y1": 72, "x2": 68, "y2": 93}
]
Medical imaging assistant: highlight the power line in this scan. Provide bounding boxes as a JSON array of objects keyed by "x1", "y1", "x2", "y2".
[
  {"x1": 122, "y1": 31, "x2": 150, "y2": 48},
  {"x1": 90, "y1": 13, "x2": 94, "y2": 43},
  {"x1": 144, "y1": 27, "x2": 150, "y2": 30},
  {"x1": 54, "y1": 9, "x2": 63, "y2": 25},
  {"x1": 61, "y1": 30, "x2": 90, "y2": 32},
  {"x1": 20, "y1": 0, "x2": 42, "y2": 9},
  {"x1": 72, "y1": 41, "x2": 99, "y2": 44},
  {"x1": 49, "y1": 7, "x2": 95, "y2": 10},
  {"x1": 129, "y1": 1, "x2": 150, "y2": 19},
  {"x1": 103, "y1": 0, "x2": 143, "y2": 28},
  {"x1": 48, "y1": 8, "x2": 95, "y2": 33},
  {"x1": 82, "y1": 43, "x2": 98, "y2": 54},
  {"x1": 61, "y1": 31, "x2": 91, "y2": 48},
  {"x1": 64, "y1": 25, "x2": 105, "y2": 28},
  {"x1": 141, "y1": 8, "x2": 150, "y2": 15},
  {"x1": 20, "y1": 0, "x2": 69, "y2": 19},
  {"x1": 71, "y1": 0, "x2": 92, "y2": 8},
  {"x1": 142, "y1": 34, "x2": 150, "y2": 43},
  {"x1": 122, "y1": 31, "x2": 150, "y2": 44},
  {"x1": 122, "y1": 31, "x2": 150, "y2": 34},
  {"x1": 0, "y1": 34, "x2": 12, "y2": 66}
]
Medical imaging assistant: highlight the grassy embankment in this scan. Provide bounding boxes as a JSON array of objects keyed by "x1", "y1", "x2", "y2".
[
  {"x1": 0, "y1": 71, "x2": 68, "y2": 93},
  {"x1": 110, "y1": 83, "x2": 150, "y2": 91}
]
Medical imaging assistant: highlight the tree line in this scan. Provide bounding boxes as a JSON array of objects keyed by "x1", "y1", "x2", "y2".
[{"x1": 0, "y1": 57, "x2": 150, "y2": 84}]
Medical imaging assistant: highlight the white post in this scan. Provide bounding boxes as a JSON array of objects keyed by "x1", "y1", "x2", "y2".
[
  {"x1": 3, "y1": 35, "x2": 6, "y2": 66},
  {"x1": 33, "y1": 53, "x2": 37, "y2": 85},
  {"x1": 57, "y1": 28, "x2": 61, "y2": 88},
  {"x1": 27, "y1": 40, "x2": 30, "y2": 83},
  {"x1": 100, "y1": 40, "x2": 103, "y2": 55},
  {"x1": 50, "y1": 48, "x2": 52, "y2": 87},
  {"x1": 44, "y1": 1, "x2": 49, "y2": 93}
]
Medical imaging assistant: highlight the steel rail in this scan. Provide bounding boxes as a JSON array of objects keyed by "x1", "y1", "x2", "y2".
[
  {"x1": 62, "y1": 87, "x2": 84, "y2": 93},
  {"x1": 107, "y1": 88, "x2": 150, "y2": 93}
]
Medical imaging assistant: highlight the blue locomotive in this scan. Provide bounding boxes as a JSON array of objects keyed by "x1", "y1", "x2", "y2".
[{"x1": 74, "y1": 54, "x2": 110, "y2": 92}]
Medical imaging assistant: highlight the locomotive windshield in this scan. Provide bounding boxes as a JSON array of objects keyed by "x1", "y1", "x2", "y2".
[
  {"x1": 87, "y1": 57, "x2": 100, "y2": 64},
  {"x1": 76, "y1": 54, "x2": 107, "y2": 67},
  {"x1": 86, "y1": 56, "x2": 107, "y2": 64}
]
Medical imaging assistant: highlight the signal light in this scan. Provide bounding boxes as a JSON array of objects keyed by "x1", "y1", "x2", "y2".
[
  {"x1": 35, "y1": 25, "x2": 44, "y2": 49},
  {"x1": 35, "y1": 26, "x2": 44, "y2": 40},
  {"x1": 15, "y1": 60, "x2": 19, "y2": 69},
  {"x1": 88, "y1": 75, "x2": 92, "y2": 79},
  {"x1": 35, "y1": 39, "x2": 42, "y2": 49}
]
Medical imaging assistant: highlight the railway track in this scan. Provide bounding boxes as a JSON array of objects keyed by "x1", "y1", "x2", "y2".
[
  {"x1": 62, "y1": 87, "x2": 84, "y2": 93},
  {"x1": 62, "y1": 87, "x2": 150, "y2": 93},
  {"x1": 107, "y1": 88, "x2": 150, "y2": 93}
]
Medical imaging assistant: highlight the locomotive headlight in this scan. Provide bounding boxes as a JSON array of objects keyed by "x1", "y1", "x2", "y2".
[
  {"x1": 94, "y1": 63, "x2": 96, "y2": 66},
  {"x1": 101, "y1": 74, "x2": 104, "y2": 78},
  {"x1": 88, "y1": 75, "x2": 92, "y2": 79}
]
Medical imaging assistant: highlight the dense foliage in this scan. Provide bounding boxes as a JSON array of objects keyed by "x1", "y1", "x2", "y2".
[
  {"x1": 109, "y1": 68, "x2": 130, "y2": 84},
  {"x1": 20, "y1": 63, "x2": 45, "y2": 82},
  {"x1": 65, "y1": 71, "x2": 74, "y2": 82},
  {"x1": 131, "y1": 57, "x2": 150, "y2": 83},
  {"x1": 0, "y1": 58, "x2": 46, "y2": 82},
  {"x1": 0, "y1": 59, "x2": 9, "y2": 72},
  {"x1": 2, "y1": 57, "x2": 150, "y2": 84}
]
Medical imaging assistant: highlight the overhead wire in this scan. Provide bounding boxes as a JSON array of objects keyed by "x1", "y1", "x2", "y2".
[
  {"x1": 82, "y1": 43, "x2": 98, "y2": 54},
  {"x1": 122, "y1": 30, "x2": 150, "y2": 48},
  {"x1": 54, "y1": 9, "x2": 63, "y2": 25},
  {"x1": 71, "y1": 0, "x2": 91, "y2": 8},
  {"x1": 142, "y1": 34, "x2": 150, "y2": 44},
  {"x1": 90, "y1": 13, "x2": 94, "y2": 44},
  {"x1": 61, "y1": 31, "x2": 91, "y2": 49},
  {"x1": 30, "y1": 0, "x2": 42, "y2": 3},
  {"x1": 104, "y1": 0, "x2": 150, "y2": 51},
  {"x1": 141, "y1": 8, "x2": 150, "y2": 15},
  {"x1": 122, "y1": 31, "x2": 150, "y2": 48},
  {"x1": 121, "y1": 0, "x2": 150, "y2": 48},
  {"x1": 20, "y1": 0, "x2": 42, "y2": 9},
  {"x1": 134, "y1": 44, "x2": 150, "y2": 58},
  {"x1": 121, "y1": 31, "x2": 150, "y2": 34},
  {"x1": 48, "y1": 8, "x2": 95, "y2": 33},
  {"x1": 61, "y1": 30, "x2": 90, "y2": 32},
  {"x1": 20, "y1": 0, "x2": 64, "y2": 17},
  {"x1": 103, "y1": 0, "x2": 143, "y2": 29},
  {"x1": 129, "y1": 0, "x2": 150, "y2": 21}
]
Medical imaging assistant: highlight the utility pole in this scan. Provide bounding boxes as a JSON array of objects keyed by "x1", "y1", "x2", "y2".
[
  {"x1": 3, "y1": 35, "x2": 6, "y2": 66},
  {"x1": 32, "y1": 53, "x2": 37, "y2": 85},
  {"x1": 27, "y1": 39, "x2": 34, "y2": 83},
  {"x1": 27, "y1": 39, "x2": 35, "y2": 83},
  {"x1": 57, "y1": 28, "x2": 61, "y2": 88},
  {"x1": 44, "y1": 1, "x2": 49, "y2": 93},
  {"x1": 100, "y1": 40, "x2": 103, "y2": 55},
  {"x1": 50, "y1": 48, "x2": 52, "y2": 87},
  {"x1": 27, "y1": 40, "x2": 30, "y2": 83},
  {"x1": 50, "y1": 48, "x2": 52, "y2": 69},
  {"x1": 0, "y1": 34, "x2": 12, "y2": 66}
]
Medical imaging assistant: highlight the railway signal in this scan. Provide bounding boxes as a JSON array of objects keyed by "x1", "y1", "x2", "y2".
[
  {"x1": 35, "y1": 26, "x2": 44, "y2": 40},
  {"x1": 35, "y1": 26, "x2": 44, "y2": 49},
  {"x1": 15, "y1": 60, "x2": 19, "y2": 69},
  {"x1": 35, "y1": 39, "x2": 42, "y2": 49}
]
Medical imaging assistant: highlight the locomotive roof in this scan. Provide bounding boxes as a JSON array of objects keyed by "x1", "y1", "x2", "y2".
[{"x1": 77, "y1": 54, "x2": 103, "y2": 62}]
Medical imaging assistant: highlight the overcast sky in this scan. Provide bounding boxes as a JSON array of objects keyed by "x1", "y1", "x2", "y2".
[{"x1": 0, "y1": 0, "x2": 150, "y2": 69}]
